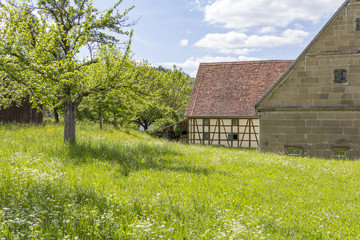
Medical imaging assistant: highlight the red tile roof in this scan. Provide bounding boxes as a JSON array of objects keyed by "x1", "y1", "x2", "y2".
[{"x1": 185, "y1": 60, "x2": 293, "y2": 117}]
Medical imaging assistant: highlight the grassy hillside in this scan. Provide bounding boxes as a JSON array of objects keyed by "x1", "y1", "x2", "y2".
[{"x1": 0, "y1": 123, "x2": 359, "y2": 239}]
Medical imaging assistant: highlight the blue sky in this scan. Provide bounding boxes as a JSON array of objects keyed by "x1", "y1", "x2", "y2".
[{"x1": 95, "y1": 0, "x2": 345, "y2": 77}]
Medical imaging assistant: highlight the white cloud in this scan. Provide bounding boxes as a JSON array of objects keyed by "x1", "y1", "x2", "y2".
[
  {"x1": 294, "y1": 23, "x2": 305, "y2": 30},
  {"x1": 203, "y1": 0, "x2": 344, "y2": 29},
  {"x1": 179, "y1": 39, "x2": 189, "y2": 46},
  {"x1": 194, "y1": 29, "x2": 309, "y2": 54},
  {"x1": 178, "y1": 1, "x2": 343, "y2": 76},
  {"x1": 160, "y1": 55, "x2": 262, "y2": 77},
  {"x1": 258, "y1": 26, "x2": 277, "y2": 34},
  {"x1": 218, "y1": 48, "x2": 257, "y2": 55},
  {"x1": 190, "y1": 0, "x2": 202, "y2": 11},
  {"x1": 190, "y1": 0, "x2": 215, "y2": 11}
]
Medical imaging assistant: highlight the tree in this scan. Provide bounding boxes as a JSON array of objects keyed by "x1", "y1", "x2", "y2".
[
  {"x1": 0, "y1": 0, "x2": 134, "y2": 143},
  {"x1": 0, "y1": 72, "x2": 27, "y2": 110},
  {"x1": 75, "y1": 53, "x2": 138, "y2": 129},
  {"x1": 130, "y1": 62, "x2": 192, "y2": 132},
  {"x1": 77, "y1": 73, "x2": 137, "y2": 129},
  {"x1": 160, "y1": 66, "x2": 193, "y2": 118},
  {"x1": 133, "y1": 103, "x2": 166, "y2": 131}
]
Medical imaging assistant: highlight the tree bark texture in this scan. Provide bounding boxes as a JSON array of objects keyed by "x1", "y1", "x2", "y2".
[
  {"x1": 54, "y1": 107, "x2": 59, "y2": 123},
  {"x1": 64, "y1": 100, "x2": 80, "y2": 143},
  {"x1": 99, "y1": 113, "x2": 103, "y2": 130}
]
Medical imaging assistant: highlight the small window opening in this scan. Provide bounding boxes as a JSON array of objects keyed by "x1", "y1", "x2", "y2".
[
  {"x1": 203, "y1": 119, "x2": 209, "y2": 126},
  {"x1": 286, "y1": 148, "x2": 302, "y2": 157},
  {"x1": 332, "y1": 149, "x2": 347, "y2": 160},
  {"x1": 228, "y1": 134, "x2": 238, "y2": 140},
  {"x1": 232, "y1": 119, "x2": 238, "y2": 126},
  {"x1": 356, "y1": 18, "x2": 360, "y2": 31},
  {"x1": 203, "y1": 132, "x2": 209, "y2": 140},
  {"x1": 334, "y1": 69, "x2": 347, "y2": 83}
]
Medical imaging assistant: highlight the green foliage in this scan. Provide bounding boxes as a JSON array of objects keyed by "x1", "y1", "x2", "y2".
[
  {"x1": 155, "y1": 65, "x2": 195, "y2": 86},
  {"x1": 0, "y1": 72, "x2": 27, "y2": 109},
  {"x1": 173, "y1": 124, "x2": 183, "y2": 138},
  {"x1": 76, "y1": 50, "x2": 138, "y2": 128},
  {"x1": 146, "y1": 117, "x2": 174, "y2": 138},
  {"x1": 160, "y1": 66, "x2": 193, "y2": 118},
  {"x1": 0, "y1": 0, "x2": 134, "y2": 142},
  {"x1": 1, "y1": 123, "x2": 360, "y2": 238},
  {"x1": 76, "y1": 60, "x2": 193, "y2": 132},
  {"x1": 130, "y1": 62, "x2": 192, "y2": 131}
]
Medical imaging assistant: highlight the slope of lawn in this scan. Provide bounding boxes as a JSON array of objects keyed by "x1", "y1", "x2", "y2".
[{"x1": 0, "y1": 122, "x2": 359, "y2": 239}]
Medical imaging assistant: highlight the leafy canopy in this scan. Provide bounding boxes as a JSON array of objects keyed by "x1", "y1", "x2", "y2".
[{"x1": 0, "y1": 0, "x2": 134, "y2": 142}]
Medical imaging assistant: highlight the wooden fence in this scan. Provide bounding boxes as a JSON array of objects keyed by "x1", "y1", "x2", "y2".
[{"x1": 0, "y1": 97, "x2": 43, "y2": 124}]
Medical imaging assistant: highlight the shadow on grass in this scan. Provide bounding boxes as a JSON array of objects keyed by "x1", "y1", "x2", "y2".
[{"x1": 65, "y1": 140, "x2": 215, "y2": 176}]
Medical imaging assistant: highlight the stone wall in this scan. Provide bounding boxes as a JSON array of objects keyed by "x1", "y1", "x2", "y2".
[
  {"x1": 260, "y1": 0, "x2": 360, "y2": 109},
  {"x1": 257, "y1": 1, "x2": 360, "y2": 159},
  {"x1": 260, "y1": 111, "x2": 360, "y2": 159}
]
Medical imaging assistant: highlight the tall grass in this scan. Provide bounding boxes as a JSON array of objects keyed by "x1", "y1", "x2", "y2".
[{"x1": 0, "y1": 122, "x2": 360, "y2": 239}]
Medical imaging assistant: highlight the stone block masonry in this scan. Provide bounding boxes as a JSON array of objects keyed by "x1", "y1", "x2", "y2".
[{"x1": 260, "y1": 111, "x2": 360, "y2": 159}]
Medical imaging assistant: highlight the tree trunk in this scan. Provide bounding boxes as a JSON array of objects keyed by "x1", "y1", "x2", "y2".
[
  {"x1": 99, "y1": 112, "x2": 103, "y2": 130},
  {"x1": 113, "y1": 113, "x2": 117, "y2": 127},
  {"x1": 64, "y1": 100, "x2": 79, "y2": 143},
  {"x1": 54, "y1": 107, "x2": 59, "y2": 123}
]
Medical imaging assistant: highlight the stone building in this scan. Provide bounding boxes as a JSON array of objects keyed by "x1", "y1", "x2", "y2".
[
  {"x1": 255, "y1": 0, "x2": 360, "y2": 159},
  {"x1": 185, "y1": 60, "x2": 293, "y2": 148}
]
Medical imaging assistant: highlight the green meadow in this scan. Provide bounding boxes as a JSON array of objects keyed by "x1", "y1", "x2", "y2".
[{"x1": 0, "y1": 123, "x2": 359, "y2": 239}]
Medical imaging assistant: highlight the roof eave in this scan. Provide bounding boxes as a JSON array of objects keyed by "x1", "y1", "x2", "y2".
[
  {"x1": 185, "y1": 115, "x2": 259, "y2": 118},
  {"x1": 161, "y1": 119, "x2": 189, "y2": 130}
]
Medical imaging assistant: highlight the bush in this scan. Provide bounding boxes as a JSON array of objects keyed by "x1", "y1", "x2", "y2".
[{"x1": 147, "y1": 118, "x2": 174, "y2": 138}]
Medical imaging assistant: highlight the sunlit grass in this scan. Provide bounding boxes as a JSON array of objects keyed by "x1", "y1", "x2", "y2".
[{"x1": 0, "y1": 122, "x2": 360, "y2": 239}]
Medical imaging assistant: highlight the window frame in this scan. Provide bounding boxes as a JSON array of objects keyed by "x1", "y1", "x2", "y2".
[
  {"x1": 334, "y1": 69, "x2": 347, "y2": 84},
  {"x1": 227, "y1": 133, "x2": 238, "y2": 141},
  {"x1": 233, "y1": 134, "x2": 238, "y2": 140},
  {"x1": 332, "y1": 149, "x2": 347, "y2": 160},
  {"x1": 232, "y1": 119, "x2": 239, "y2": 126},
  {"x1": 285, "y1": 148, "x2": 303, "y2": 157},
  {"x1": 203, "y1": 119, "x2": 210, "y2": 126},
  {"x1": 203, "y1": 132, "x2": 209, "y2": 140},
  {"x1": 356, "y1": 18, "x2": 360, "y2": 31}
]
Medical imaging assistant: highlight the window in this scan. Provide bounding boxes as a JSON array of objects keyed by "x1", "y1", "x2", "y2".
[
  {"x1": 203, "y1": 119, "x2": 209, "y2": 126},
  {"x1": 228, "y1": 133, "x2": 238, "y2": 140},
  {"x1": 203, "y1": 132, "x2": 209, "y2": 140},
  {"x1": 232, "y1": 119, "x2": 238, "y2": 126},
  {"x1": 286, "y1": 148, "x2": 302, "y2": 157},
  {"x1": 332, "y1": 149, "x2": 347, "y2": 160},
  {"x1": 356, "y1": 18, "x2": 360, "y2": 31},
  {"x1": 334, "y1": 69, "x2": 347, "y2": 83}
]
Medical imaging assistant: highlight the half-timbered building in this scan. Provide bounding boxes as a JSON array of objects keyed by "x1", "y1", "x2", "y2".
[
  {"x1": 185, "y1": 60, "x2": 293, "y2": 148},
  {"x1": 255, "y1": 0, "x2": 360, "y2": 159}
]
